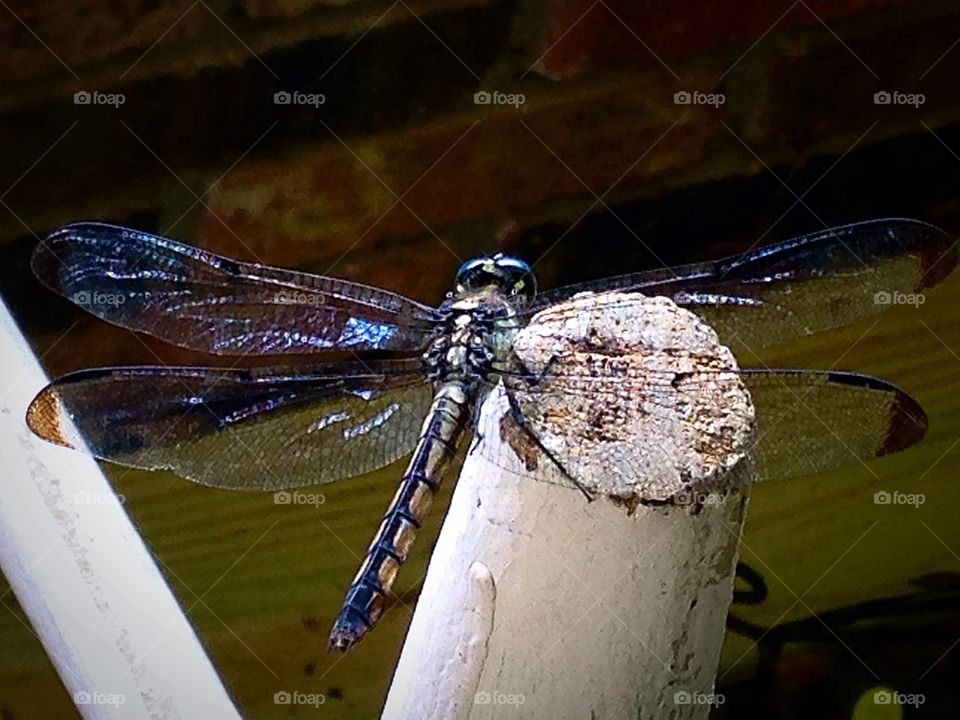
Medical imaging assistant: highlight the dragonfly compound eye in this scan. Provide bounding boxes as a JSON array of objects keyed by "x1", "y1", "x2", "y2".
[{"x1": 454, "y1": 254, "x2": 537, "y2": 303}]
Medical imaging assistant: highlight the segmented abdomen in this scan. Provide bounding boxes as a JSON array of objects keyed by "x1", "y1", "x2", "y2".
[{"x1": 328, "y1": 381, "x2": 472, "y2": 651}]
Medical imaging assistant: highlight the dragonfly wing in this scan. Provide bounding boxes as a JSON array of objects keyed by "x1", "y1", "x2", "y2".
[
  {"x1": 27, "y1": 359, "x2": 433, "y2": 490},
  {"x1": 529, "y1": 219, "x2": 955, "y2": 352},
  {"x1": 33, "y1": 222, "x2": 441, "y2": 354},
  {"x1": 742, "y1": 369, "x2": 927, "y2": 481}
]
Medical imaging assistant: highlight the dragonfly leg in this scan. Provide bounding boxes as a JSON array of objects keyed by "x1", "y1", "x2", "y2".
[
  {"x1": 528, "y1": 355, "x2": 560, "y2": 386},
  {"x1": 466, "y1": 400, "x2": 486, "y2": 456},
  {"x1": 505, "y1": 389, "x2": 594, "y2": 502},
  {"x1": 468, "y1": 355, "x2": 554, "y2": 457}
]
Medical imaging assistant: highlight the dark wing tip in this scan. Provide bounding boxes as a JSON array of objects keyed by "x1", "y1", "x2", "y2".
[
  {"x1": 32, "y1": 221, "x2": 128, "y2": 273},
  {"x1": 881, "y1": 386, "x2": 929, "y2": 457},
  {"x1": 31, "y1": 226, "x2": 69, "y2": 291},
  {"x1": 26, "y1": 385, "x2": 77, "y2": 449},
  {"x1": 825, "y1": 371, "x2": 929, "y2": 457},
  {"x1": 904, "y1": 219, "x2": 958, "y2": 291},
  {"x1": 32, "y1": 222, "x2": 96, "y2": 292}
]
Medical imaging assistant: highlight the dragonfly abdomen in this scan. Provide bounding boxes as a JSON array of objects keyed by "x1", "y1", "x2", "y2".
[{"x1": 328, "y1": 381, "x2": 472, "y2": 651}]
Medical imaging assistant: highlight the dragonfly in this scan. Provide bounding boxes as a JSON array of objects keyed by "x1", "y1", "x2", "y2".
[{"x1": 25, "y1": 218, "x2": 955, "y2": 651}]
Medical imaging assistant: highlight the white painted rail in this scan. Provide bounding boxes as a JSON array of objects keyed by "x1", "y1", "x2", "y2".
[{"x1": 0, "y1": 297, "x2": 240, "y2": 720}]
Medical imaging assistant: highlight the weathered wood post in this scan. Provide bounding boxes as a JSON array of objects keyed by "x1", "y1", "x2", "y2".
[{"x1": 382, "y1": 292, "x2": 755, "y2": 719}]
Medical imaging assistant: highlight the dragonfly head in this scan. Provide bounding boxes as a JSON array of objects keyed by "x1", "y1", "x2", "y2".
[{"x1": 455, "y1": 253, "x2": 537, "y2": 304}]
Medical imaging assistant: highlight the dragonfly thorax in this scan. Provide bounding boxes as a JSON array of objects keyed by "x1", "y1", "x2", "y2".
[{"x1": 425, "y1": 290, "x2": 522, "y2": 384}]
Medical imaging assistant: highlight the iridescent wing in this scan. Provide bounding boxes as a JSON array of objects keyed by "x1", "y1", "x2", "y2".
[
  {"x1": 27, "y1": 359, "x2": 433, "y2": 490},
  {"x1": 33, "y1": 222, "x2": 441, "y2": 354},
  {"x1": 483, "y1": 368, "x2": 927, "y2": 486},
  {"x1": 528, "y1": 219, "x2": 956, "y2": 352}
]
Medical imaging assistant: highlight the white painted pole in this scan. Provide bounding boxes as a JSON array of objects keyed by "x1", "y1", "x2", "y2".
[
  {"x1": 383, "y1": 293, "x2": 755, "y2": 719},
  {"x1": 0, "y1": 298, "x2": 240, "y2": 720}
]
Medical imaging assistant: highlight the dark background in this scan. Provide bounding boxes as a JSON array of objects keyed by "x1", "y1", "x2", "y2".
[{"x1": 1, "y1": 1, "x2": 959, "y2": 717}]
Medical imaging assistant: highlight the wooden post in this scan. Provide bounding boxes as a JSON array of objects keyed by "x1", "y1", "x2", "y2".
[
  {"x1": 0, "y1": 299, "x2": 240, "y2": 719},
  {"x1": 383, "y1": 293, "x2": 755, "y2": 719}
]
